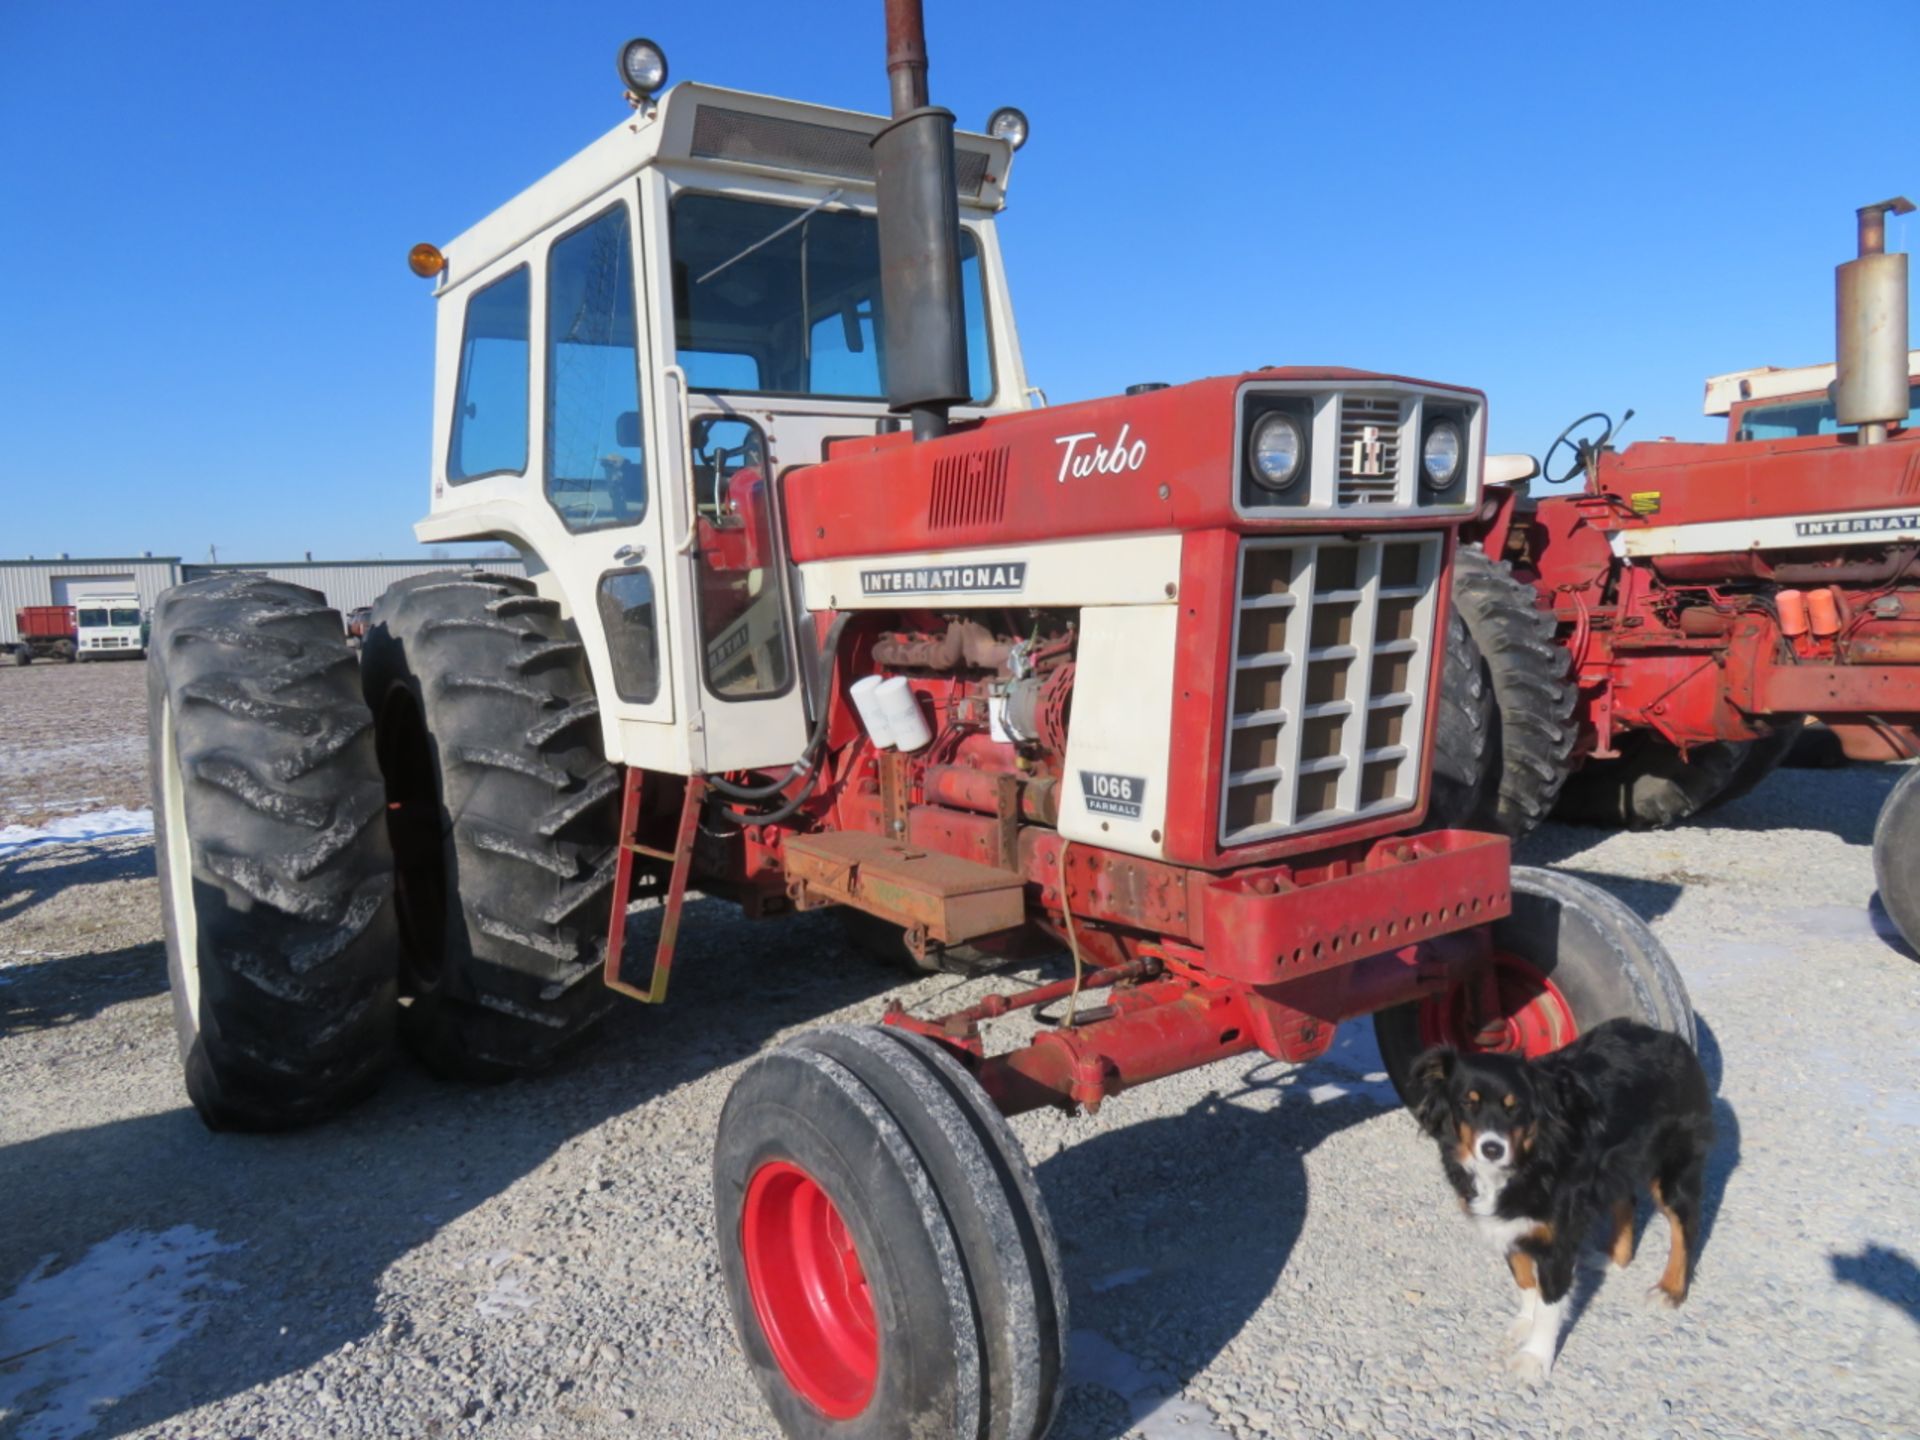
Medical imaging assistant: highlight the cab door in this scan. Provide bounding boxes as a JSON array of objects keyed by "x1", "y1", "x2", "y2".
[{"x1": 533, "y1": 190, "x2": 675, "y2": 730}]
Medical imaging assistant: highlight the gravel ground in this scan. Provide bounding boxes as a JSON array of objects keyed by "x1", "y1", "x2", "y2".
[{"x1": 2, "y1": 660, "x2": 1917, "y2": 1440}]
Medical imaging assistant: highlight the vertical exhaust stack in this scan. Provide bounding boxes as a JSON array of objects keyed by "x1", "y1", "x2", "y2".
[
  {"x1": 873, "y1": 0, "x2": 970, "y2": 443},
  {"x1": 1833, "y1": 195, "x2": 1914, "y2": 445}
]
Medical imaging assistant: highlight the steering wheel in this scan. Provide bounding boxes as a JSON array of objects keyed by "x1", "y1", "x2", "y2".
[{"x1": 1542, "y1": 412, "x2": 1620, "y2": 485}]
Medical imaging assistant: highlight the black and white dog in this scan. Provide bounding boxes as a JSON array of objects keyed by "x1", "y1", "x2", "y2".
[{"x1": 1409, "y1": 1018, "x2": 1714, "y2": 1380}]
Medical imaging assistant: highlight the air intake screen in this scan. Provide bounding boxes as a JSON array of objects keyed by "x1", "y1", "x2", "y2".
[{"x1": 690, "y1": 106, "x2": 992, "y2": 197}]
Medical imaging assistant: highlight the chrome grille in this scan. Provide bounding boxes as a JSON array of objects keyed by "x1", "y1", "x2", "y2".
[
  {"x1": 1336, "y1": 395, "x2": 1406, "y2": 507},
  {"x1": 1220, "y1": 534, "x2": 1442, "y2": 845}
]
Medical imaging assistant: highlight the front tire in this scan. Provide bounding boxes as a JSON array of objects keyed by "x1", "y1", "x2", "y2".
[
  {"x1": 716, "y1": 1027, "x2": 1066, "y2": 1440},
  {"x1": 1874, "y1": 766, "x2": 1920, "y2": 956},
  {"x1": 147, "y1": 574, "x2": 398, "y2": 1130},
  {"x1": 361, "y1": 571, "x2": 617, "y2": 1080},
  {"x1": 1375, "y1": 867, "x2": 1694, "y2": 1104}
]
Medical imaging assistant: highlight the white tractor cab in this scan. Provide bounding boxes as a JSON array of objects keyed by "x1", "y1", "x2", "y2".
[
  {"x1": 1705, "y1": 348, "x2": 1920, "y2": 441},
  {"x1": 411, "y1": 74, "x2": 1033, "y2": 780},
  {"x1": 76, "y1": 594, "x2": 146, "y2": 659}
]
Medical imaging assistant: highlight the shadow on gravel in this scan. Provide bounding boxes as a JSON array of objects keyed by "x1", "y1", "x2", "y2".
[
  {"x1": 1829, "y1": 1243, "x2": 1920, "y2": 1333},
  {"x1": 1866, "y1": 895, "x2": 1917, "y2": 961},
  {"x1": 0, "y1": 940, "x2": 168, "y2": 1036},
  {"x1": 0, "y1": 841, "x2": 155, "y2": 927},
  {"x1": 1690, "y1": 1014, "x2": 1740, "y2": 1269},
  {"x1": 0, "y1": 898, "x2": 900, "y2": 1439},
  {"x1": 1511, "y1": 764, "x2": 1901, "y2": 862},
  {"x1": 1706, "y1": 763, "x2": 1900, "y2": 849},
  {"x1": 1039, "y1": 1053, "x2": 1385, "y2": 1440},
  {"x1": 1506, "y1": 846, "x2": 1686, "y2": 929}
]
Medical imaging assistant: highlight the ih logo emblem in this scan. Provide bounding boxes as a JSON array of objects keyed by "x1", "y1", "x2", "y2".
[
  {"x1": 1080, "y1": 770, "x2": 1147, "y2": 820},
  {"x1": 1352, "y1": 425, "x2": 1385, "y2": 477}
]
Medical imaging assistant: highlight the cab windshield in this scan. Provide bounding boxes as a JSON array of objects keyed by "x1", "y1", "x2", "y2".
[
  {"x1": 669, "y1": 192, "x2": 993, "y2": 403},
  {"x1": 1737, "y1": 383, "x2": 1920, "y2": 439}
]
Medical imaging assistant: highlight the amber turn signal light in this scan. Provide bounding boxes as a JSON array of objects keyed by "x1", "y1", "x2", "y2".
[{"x1": 408, "y1": 242, "x2": 446, "y2": 278}]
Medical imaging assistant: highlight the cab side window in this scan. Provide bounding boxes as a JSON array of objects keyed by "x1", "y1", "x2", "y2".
[
  {"x1": 448, "y1": 267, "x2": 530, "y2": 482},
  {"x1": 546, "y1": 205, "x2": 647, "y2": 532}
]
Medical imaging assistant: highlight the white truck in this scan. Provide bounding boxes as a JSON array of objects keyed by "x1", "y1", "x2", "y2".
[{"x1": 75, "y1": 594, "x2": 146, "y2": 659}]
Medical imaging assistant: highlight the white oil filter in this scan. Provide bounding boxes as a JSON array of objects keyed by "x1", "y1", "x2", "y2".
[
  {"x1": 874, "y1": 675, "x2": 933, "y2": 751},
  {"x1": 849, "y1": 674, "x2": 896, "y2": 748}
]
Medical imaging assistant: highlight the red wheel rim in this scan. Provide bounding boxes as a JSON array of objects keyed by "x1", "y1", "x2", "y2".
[
  {"x1": 1417, "y1": 951, "x2": 1578, "y2": 1058},
  {"x1": 741, "y1": 1160, "x2": 878, "y2": 1418}
]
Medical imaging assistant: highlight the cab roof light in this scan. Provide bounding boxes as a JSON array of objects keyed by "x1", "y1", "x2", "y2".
[{"x1": 619, "y1": 37, "x2": 669, "y2": 105}]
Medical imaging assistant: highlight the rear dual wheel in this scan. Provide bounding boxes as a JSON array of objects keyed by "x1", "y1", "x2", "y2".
[
  {"x1": 360, "y1": 571, "x2": 617, "y2": 1079},
  {"x1": 1374, "y1": 867, "x2": 1695, "y2": 1103},
  {"x1": 716, "y1": 1026, "x2": 1066, "y2": 1440},
  {"x1": 147, "y1": 574, "x2": 398, "y2": 1130}
]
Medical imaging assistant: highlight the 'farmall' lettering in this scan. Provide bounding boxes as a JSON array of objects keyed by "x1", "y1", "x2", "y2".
[
  {"x1": 1794, "y1": 511, "x2": 1920, "y2": 538},
  {"x1": 859, "y1": 561, "x2": 1028, "y2": 596},
  {"x1": 1053, "y1": 425, "x2": 1148, "y2": 483}
]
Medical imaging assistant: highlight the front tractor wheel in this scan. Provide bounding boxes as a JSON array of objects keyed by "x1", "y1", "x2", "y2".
[
  {"x1": 1554, "y1": 731, "x2": 1755, "y2": 830},
  {"x1": 716, "y1": 1027, "x2": 1066, "y2": 1440},
  {"x1": 360, "y1": 571, "x2": 617, "y2": 1080},
  {"x1": 147, "y1": 574, "x2": 399, "y2": 1130},
  {"x1": 1874, "y1": 765, "x2": 1920, "y2": 956},
  {"x1": 1374, "y1": 867, "x2": 1695, "y2": 1104}
]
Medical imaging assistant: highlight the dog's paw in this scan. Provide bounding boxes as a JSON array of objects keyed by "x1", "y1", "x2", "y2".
[
  {"x1": 1644, "y1": 1283, "x2": 1686, "y2": 1311},
  {"x1": 1505, "y1": 1311, "x2": 1536, "y2": 1346},
  {"x1": 1506, "y1": 1349, "x2": 1553, "y2": 1385}
]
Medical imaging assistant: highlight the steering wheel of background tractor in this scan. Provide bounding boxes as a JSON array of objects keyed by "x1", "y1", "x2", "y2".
[{"x1": 1542, "y1": 411, "x2": 1617, "y2": 485}]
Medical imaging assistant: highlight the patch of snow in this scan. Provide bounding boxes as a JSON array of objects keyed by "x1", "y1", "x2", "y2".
[
  {"x1": 1091, "y1": 1266, "x2": 1152, "y2": 1294},
  {"x1": 0, "y1": 810, "x2": 153, "y2": 857},
  {"x1": 1293, "y1": 1024, "x2": 1400, "y2": 1107},
  {"x1": 0, "y1": 1226, "x2": 239, "y2": 1440},
  {"x1": 1068, "y1": 1329, "x2": 1234, "y2": 1439}
]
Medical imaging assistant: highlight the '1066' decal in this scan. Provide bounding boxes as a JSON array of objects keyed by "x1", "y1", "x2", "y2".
[{"x1": 1080, "y1": 770, "x2": 1147, "y2": 819}]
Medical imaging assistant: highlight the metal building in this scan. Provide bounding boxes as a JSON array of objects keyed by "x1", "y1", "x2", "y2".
[
  {"x1": 0, "y1": 556, "x2": 183, "y2": 645},
  {"x1": 3, "y1": 555, "x2": 525, "y2": 645}
]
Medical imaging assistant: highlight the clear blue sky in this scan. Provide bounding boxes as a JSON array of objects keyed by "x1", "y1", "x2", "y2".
[{"x1": 2, "y1": 1, "x2": 1913, "y2": 561}]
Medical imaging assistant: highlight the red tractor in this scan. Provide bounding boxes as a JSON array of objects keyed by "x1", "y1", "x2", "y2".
[
  {"x1": 1457, "y1": 196, "x2": 1920, "y2": 954},
  {"x1": 142, "y1": 7, "x2": 1696, "y2": 1432}
]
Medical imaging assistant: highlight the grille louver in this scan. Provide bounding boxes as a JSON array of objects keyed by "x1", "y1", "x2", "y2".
[
  {"x1": 929, "y1": 447, "x2": 1010, "y2": 529},
  {"x1": 1220, "y1": 534, "x2": 1442, "y2": 845}
]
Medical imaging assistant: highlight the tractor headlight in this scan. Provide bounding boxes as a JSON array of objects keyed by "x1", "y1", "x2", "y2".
[
  {"x1": 1421, "y1": 421, "x2": 1462, "y2": 491},
  {"x1": 986, "y1": 106, "x2": 1030, "y2": 151},
  {"x1": 1249, "y1": 412, "x2": 1306, "y2": 491},
  {"x1": 617, "y1": 38, "x2": 669, "y2": 100}
]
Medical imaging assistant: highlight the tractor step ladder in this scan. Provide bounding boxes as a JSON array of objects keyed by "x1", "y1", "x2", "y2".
[
  {"x1": 602, "y1": 770, "x2": 708, "y2": 1005},
  {"x1": 782, "y1": 830, "x2": 1026, "y2": 945}
]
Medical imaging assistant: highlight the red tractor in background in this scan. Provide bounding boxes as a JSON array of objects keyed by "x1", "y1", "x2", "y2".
[{"x1": 1454, "y1": 196, "x2": 1920, "y2": 954}]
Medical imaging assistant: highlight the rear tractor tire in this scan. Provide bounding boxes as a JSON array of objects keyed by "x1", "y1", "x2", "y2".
[
  {"x1": 361, "y1": 571, "x2": 617, "y2": 1081},
  {"x1": 1374, "y1": 866, "x2": 1695, "y2": 1106},
  {"x1": 1442, "y1": 546, "x2": 1578, "y2": 837},
  {"x1": 1874, "y1": 765, "x2": 1920, "y2": 957},
  {"x1": 1554, "y1": 732, "x2": 1752, "y2": 830},
  {"x1": 715, "y1": 1025, "x2": 1066, "y2": 1440},
  {"x1": 147, "y1": 574, "x2": 399, "y2": 1130}
]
